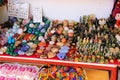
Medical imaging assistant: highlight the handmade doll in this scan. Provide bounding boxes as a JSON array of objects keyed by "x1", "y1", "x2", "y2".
[{"x1": 115, "y1": 13, "x2": 120, "y2": 28}]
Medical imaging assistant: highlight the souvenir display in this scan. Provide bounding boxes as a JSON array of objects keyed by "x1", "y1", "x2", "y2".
[
  {"x1": 0, "y1": 20, "x2": 14, "y2": 48},
  {"x1": 0, "y1": 13, "x2": 119, "y2": 64},
  {"x1": 0, "y1": 63, "x2": 39, "y2": 80},
  {"x1": 35, "y1": 20, "x2": 77, "y2": 59},
  {"x1": 0, "y1": 1, "x2": 119, "y2": 80},
  {"x1": 0, "y1": 21, "x2": 13, "y2": 54},
  {"x1": 36, "y1": 65, "x2": 88, "y2": 80},
  {"x1": 76, "y1": 14, "x2": 120, "y2": 63},
  {"x1": 45, "y1": 20, "x2": 76, "y2": 45},
  {"x1": 3, "y1": 16, "x2": 50, "y2": 56},
  {"x1": 0, "y1": 63, "x2": 88, "y2": 80}
]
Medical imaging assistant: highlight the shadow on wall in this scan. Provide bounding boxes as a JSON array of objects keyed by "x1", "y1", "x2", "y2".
[{"x1": 0, "y1": 5, "x2": 8, "y2": 24}]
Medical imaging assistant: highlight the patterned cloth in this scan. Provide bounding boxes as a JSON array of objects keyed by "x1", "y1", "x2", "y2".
[{"x1": 112, "y1": 0, "x2": 120, "y2": 17}]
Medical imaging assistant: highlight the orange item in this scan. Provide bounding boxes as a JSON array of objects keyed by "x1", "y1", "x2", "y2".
[
  {"x1": 61, "y1": 72, "x2": 67, "y2": 77},
  {"x1": 38, "y1": 42, "x2": 46, "y2": 47},
  {"x1": 28, "y1": 34, "x2": 34, "y2": 40},
  {"x1": 37, "y1": 49, "x2": 44, "y2": 54},
  {"x1": 116, "y1": 20, "x2": 120, "y2": 28},
  {"x1": 57, "y1": 30, "x2": 62, "y2": 34},
  {"x1": 56, "y1": 78, "x2": 59, "y2": 80},
  {"x1": 65, "y1": 77, "x2": 69, "y2": 80},
  {"x1": 17, "y1": 33, "x2": 25, "y2": 40},
  {"x1": 68, "y1": 33, "x2": 73, "y2": 37},
  {"x1": 69, "y1": 72, "x2": 74, "y2": 78},
  {"x1": 23, "y1": 33, "x2": 30, "y2": 41},
  {"x1": 61, "y1": 38, "x2": 66, "y2": 43},
  {"x1": 51, "y1": 66, "x2": 57, "y2": 72}
]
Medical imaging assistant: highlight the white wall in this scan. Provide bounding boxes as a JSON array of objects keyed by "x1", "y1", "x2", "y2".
[
  {"x1": 0, "y1": 0, "x2": 114, "y2": 22},
  {"x1": 24, "y1": 0, "x2": 114, "y2": 21}
]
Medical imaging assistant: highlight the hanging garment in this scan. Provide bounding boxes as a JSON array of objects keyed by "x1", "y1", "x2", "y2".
[{"x1": 112, "y1": 0, "x2": 120, "y2": 17}]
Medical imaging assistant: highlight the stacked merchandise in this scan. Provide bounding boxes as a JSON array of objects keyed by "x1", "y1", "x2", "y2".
[
  {"x1": 0, "y1": 63, "x2": 39, "y2": 80},
  {"x1": 0, "y1": 16, "x2": 51, "y2": 56},
  {"x1": 75, "y1": 14, "x2": 120, "y2": 64},
  {"x1": 0, "y1": 63, "x2": 87, "y2": 80},
  {"x1": 35, "y1": 20, "x2": 77, "y2": 59},
  {"x1": 36, "y1": 65, "x2": 88, "y2": 80},
  {"x1": 0, "y1": 14, "x2": 120, "y2": 64}
]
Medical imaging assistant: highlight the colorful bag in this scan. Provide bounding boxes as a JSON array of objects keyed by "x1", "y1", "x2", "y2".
[{"x1": 36, "y1": 65, "x2": 88, "y2": 80}]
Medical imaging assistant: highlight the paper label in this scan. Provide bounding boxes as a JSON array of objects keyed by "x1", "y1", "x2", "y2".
[
  {"x1": 8, "y1": 0, "x2": 29, "y2": 19},
  {"x1": 33, "y1": 7, "x2": 42, "y2": 23}
]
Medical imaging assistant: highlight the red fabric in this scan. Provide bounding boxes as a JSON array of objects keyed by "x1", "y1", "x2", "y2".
[
  {"x1": 112, "y1": 0, "x2": 120, "y2": 17},
  {"x1": 115, "y1": 20, "x2": 120, "y2": 28}
]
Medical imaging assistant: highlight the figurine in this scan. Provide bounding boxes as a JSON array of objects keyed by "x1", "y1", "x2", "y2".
[
  {"x1": 99, "y1": 56, "x2": 105, "y2": 64},
  {"x1": 82, "y1": 15, "x2": 87, "y2": 24},
  {"x1": 115, "y1": 13, "x2": 120, "y2": 28},
  {"x1": 99, "y1": 18, "x2": 106, "y2": 26}
]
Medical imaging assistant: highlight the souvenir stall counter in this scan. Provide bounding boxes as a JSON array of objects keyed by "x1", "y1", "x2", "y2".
[
  {"x1": 0, "y1": 0, "x2": 120, "y2": 80},
  {"x1": 0, "y1": 55, "x2": 117, "y2": 80}
]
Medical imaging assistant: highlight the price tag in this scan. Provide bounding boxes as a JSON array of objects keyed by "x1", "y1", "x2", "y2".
[
  {"x1": 33, "y1": 7, "x2": 42, "y2": 23},
  {"x1": 8, "y1": 0, "x2": 29, "y2": 19}
]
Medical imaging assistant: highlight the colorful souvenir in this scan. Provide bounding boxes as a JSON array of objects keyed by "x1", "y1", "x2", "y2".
[
  {"x1": 76, "y1": 14, "x2": 120, "y2": 63},
  {"x1": 38, "y1": 41, "x2": 46, "y2": 47},
  {"x1": 0, "y1": 63, "x2": 39, "y2": 80},
  {"x1": 47, "y1": 52, "x2": 56, "y2": 58},
  {"x1": 57, "y1": 52, "x2": 66, "y2": 60},
  {"x1": 36, "y1": 65, "x2": 87, "y2": 80},
  {"x1": 115, "y1": 13, "x2": 120, "y2": 28}
]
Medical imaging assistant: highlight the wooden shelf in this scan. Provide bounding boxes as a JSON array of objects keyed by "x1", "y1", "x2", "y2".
[{"x1": 0, "y1": 55, "x2": 117, "y2": 80}]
